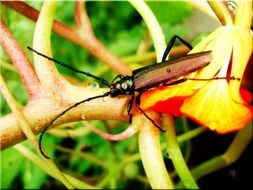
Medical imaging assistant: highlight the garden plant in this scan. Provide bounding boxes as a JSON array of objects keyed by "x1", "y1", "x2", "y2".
[{"x1": 0, "y1": 1, "x2": 252, "y2": 189}]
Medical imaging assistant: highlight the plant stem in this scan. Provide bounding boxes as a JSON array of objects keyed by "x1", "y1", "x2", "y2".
[
  {"x1": 195, "y1": 122, "x2": 252, "y2": 179},
  {"x1": 121, "y1": 45, "x2": 189, "y2": 64},
  {"x1": 0, "y1": 20, "x2": 43, "y2": 100},
  {"x1": 138, "y1": 114, "x2": 174, "y2": 189},
  {"x1": 2, "y1": 1, "x2": 131, "y2": 75},
  {"x1": 53, "y1": 145, "x2": 107, "y2": 168},
  {"x1": 128, "y1": 0, "x2": 166, "y2": 61},
  {"x1": 0, "y1": 75, "x2": 37, "y2": 149},
  {"x1": 0, "y1": 59, "x2": 17, "y2": 72},
  {"x1": 0, "y1": 87, "x2": 129, "y2": 149},
  {"x1": 178, "y1": 126, "x2": 207, "y2": 143},
  {"x1": 163, "y1": 114, "x2": 198, "y2": 189},
  {"x1": 32, "y1": 1, "x2": 72, "y2": 95},
  {"x1": 0, "y1": 73, "x2": 75, "y2": 188},
  {"x1": 14, "y1": 144, "x2": 95, "y2": 189},
  {"x1": 177, "y1": 122, "x2": 252, "y2": 188}
]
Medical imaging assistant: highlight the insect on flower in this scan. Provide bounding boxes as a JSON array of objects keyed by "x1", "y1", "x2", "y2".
[
  {"x1": 28, "y1": 35, "x2": 235, "y2": 158},
  {"x1": 141, "y1": 1, "x2": 253, "y2": 134}
]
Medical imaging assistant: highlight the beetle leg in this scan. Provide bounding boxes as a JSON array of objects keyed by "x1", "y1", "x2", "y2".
[
  {"x1": 111, "y1": 74, "x2": 125, "y2": 83},
  {"x1": 127, "y1": 94, "x2": 135, "y2": 123},
  {"x1": 135, "y1": 93, "x2": 165, "y2": 132},
  {"x1": 162, "y1": 35, "x2": 193, "y2": 62}
]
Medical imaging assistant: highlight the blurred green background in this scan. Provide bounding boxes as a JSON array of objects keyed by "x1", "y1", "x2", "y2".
[
  {"x1": 0, "y1": 2, "x2": 192, "y2": 189},
  {"x1": 1, "y1": 1, "x2": 251, "y2": 189}
]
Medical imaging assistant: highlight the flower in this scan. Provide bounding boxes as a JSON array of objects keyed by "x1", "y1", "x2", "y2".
[{"x1": 140, "y1": 1, "x2": 252, "y2": 134}]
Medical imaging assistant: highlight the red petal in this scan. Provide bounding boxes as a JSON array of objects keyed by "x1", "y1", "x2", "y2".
[
  {"x1": 240, "y1": 88, "x2": 252, "y2": 103},
  {"x1": 149, "y1": 96, "x2": 188, "y2": 117}
]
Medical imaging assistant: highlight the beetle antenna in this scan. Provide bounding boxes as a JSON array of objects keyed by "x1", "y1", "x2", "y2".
[
  {"x1": 27, "y1": 47, "x2": 111, "y2": 87},
  {"x1": 39, "y1": 91, "x2": 111, "y2": 159},
  {"x1": 184, "y1": 76, "x2": 241, "y2": 81}
]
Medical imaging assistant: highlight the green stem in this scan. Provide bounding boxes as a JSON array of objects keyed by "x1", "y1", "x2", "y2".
[
  {"x1": 53, "y1": 145, "x2": 107, "y2": 168},
  {"x1": 181, "y1": 117, "x2": 192, "y2": 162},
  {"x1": 121, "y1": 51, "x2": 156, "y2": 64},
  {"x1": 178, "y1": 126, "x2": 207, "y2": 143},
  {"x1": 177, "y1": 122, "x2": 252, "y2": 188},
  {"x1": 97, "y1": 163, "x2": 119, "y2": 188},
  {"x1": 128, "y1": 0, "x2": 166, "y2": 61},
  {"x1": 161, "y1": 126, "x2": 207, "y2": 151},
  {"x1": 0, "y1": 75, "x2": 37, "y2": 148},
  {"x1": 127, "y1": 1, "x2": 172, "y2": 188},
  {"x1": 194, "y1": 122, "x2": 252, "y2": 179},
  {"x1": 97, "y1": 151, "x2": 141, "y2": 188},
  {"x1": 164, "y1": 114, "x2": 198, "y2": 189},
  {"x1": 138, "y1": 115, "x2": 174, "y2": 189},
  {"x1": 32, "y1": 1, "x2": 70, "y2": 94},
  {"x1": 31, "y1": 2, "x2": 76, "y2": 188},
  {"x1": 14, "y1": 144, "x2": 95, "y2": 189}
]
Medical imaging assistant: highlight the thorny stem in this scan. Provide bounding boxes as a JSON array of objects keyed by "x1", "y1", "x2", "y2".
[
  {"x1": 0, "y1": 20, "x2": 44, "y2": 100},
  {"x1": 74, "y1": 1, "x2": 94, "y2": 35},
  {"x1": 2, "y1": 1, "x2": 131, "y2": 75}
]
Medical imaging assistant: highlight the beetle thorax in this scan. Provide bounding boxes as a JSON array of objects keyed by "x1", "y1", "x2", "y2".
[{"x1": 110, "y1": 76, "x2": 134, "y2": 97}]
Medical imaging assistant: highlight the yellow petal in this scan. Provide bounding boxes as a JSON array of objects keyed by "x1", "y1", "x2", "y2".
[
  {"x1": 229, "y1": 28, "x2": 253, "y2": 103},
  {"x1": 235, "y1": 1, "x2": 252, "y2": 28},
  {"x1": 181, "y1": 80, "x2": 252, "y2": 134}
]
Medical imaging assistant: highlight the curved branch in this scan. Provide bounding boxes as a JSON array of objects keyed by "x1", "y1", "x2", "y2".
[
  {"x1": 138, "y1": 113, "x2": 174, "y2": 189},
  {"x1": 0, "y1": 20, "x2": 44, "y2": 100},
  {"x1": 2, "y1": 1, "x2": 131, "y2": 75},
  {"x1": 74, "y1": 1, "x2": 132, "y2": 75},
  {"x1": 129, "y1": 0, "x2": 166, "y2": 61},
  {"x1": 0, "y1": 87, "x2": 130, "y2": 149},
  {"x1": 31, "y1": 1, "x2": 72, "y2": 97}
]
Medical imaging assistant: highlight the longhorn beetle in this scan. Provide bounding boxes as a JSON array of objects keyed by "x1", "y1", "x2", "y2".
[{"x1": 28, "y1": 35, "x2": 238, "y2": 158}]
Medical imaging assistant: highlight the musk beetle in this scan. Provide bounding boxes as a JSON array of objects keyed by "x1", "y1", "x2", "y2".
[{"x1": 28, "y1": 35, "x2": 214, "y2": 158}]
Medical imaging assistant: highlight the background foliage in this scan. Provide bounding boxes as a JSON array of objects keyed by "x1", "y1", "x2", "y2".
[{"x1": 0, "y1": 1, "x2": 252, "y2": 189}]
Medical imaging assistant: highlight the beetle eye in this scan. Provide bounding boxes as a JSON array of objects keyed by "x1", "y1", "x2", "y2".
[
  {"x1": 121, "y1": 83, "x2": 128, "y2": 90},
  {"x1": 116, "y1": 83, "x2": 121, "y2": 89},
  {"x1": 127, "y1": 80, "x2": 133, "y2": 87}
]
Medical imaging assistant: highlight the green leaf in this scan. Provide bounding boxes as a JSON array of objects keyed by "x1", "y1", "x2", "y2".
[
  {"x1": 21, "y1": 159, "x2": 47, "y2": 189},
  {"x1": 0, "y1": 147, "x2": 25, "y2": 189},
  {"x1": 146, "y1": 1, "x2": 192, "y2": 25}
]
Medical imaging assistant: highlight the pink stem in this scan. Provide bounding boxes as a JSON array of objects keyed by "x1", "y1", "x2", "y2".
[
  {"x1": 3, "y1": 1, "x2": 132, "y2": 75},
  {"x1": 85, "y1": 121, "x2": 139, "y2": 141},
  {"x1": 0, "y1": 20, "x2": 44, "y2": 100}
]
